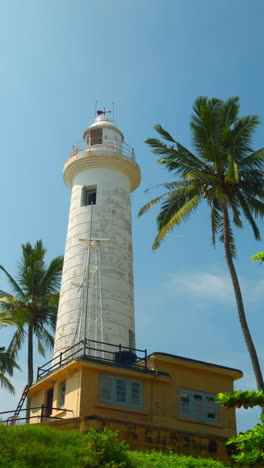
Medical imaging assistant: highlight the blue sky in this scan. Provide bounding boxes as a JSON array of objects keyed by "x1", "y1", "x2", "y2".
[{"x1": 1, "y1": 0, "x2": 264, "y2": 432}]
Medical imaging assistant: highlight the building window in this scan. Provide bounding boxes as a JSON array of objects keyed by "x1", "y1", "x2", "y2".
[
  {"x1": 81, "y1": 186, "x2": 97, "y2": 206},
  {"x1": 99, "y1": 374, "x2": 143, "y2": 409},
  {"x1": 179, "y1": 388, "x2": 218, "y2": 423},
  {"x1": 89, "y1": 128, "x2": 102, "y2": 145},
  {"x1": 60, "y1": 381, "x2": 66, "y2": 408}
]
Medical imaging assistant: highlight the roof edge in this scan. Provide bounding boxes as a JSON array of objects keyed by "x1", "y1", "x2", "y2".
[{"x1": 148, "y1": 352, "x2": 243, "y2": 379}]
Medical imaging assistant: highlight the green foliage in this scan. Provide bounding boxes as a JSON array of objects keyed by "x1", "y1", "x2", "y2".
[
  {"x1": 226, "y1": 415, "x2": 264, "y2": 466},
  {"x1": 0, "y1": 348, "x2": 19, "y2": 393},
  {"x1": 128, "y1": 450, "x2": 230, "y2": 467},
  {"x1": 80, "y1": 427, "x2": 133, "y2": 467},
  {"x1": 252, "y1": 251, "x2": 264, "y2": 264},
  {"x1": 218, "y1": 391, "x2": 264, "y2": 465},
  {"x1": 0, "y1": 424, "x2": 231, "y2": 468},
  {"x1": 217, "y1": 390, "x2": 264, "y2": 408}
]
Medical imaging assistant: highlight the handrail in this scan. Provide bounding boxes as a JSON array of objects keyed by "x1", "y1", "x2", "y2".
[
  {"x1": 0, "y1": 405, "x2": 73, "y2": 425},
  {"x1": 37, "y1": 338, "x2": 148, "y2": 380},
  {"x1": 71, "y1": 138, "x2": 136, "y2": 160},
  {"x1": 0, "y1": 406, "x2": 73, "y2": 416}
]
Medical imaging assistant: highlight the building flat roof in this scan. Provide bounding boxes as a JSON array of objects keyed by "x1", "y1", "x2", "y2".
[{"x1": 148, "y1": 352, "x2": 243, "y2": 379}]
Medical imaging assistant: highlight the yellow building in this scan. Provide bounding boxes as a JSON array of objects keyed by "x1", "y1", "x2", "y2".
[{"x1": 28, "y1": 341, "x2": 242, "y2": 463}]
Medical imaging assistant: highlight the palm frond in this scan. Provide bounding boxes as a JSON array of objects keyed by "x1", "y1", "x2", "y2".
[
  {"x1": 232, "y1": 115, "x2": 260, "y2": 153},
  {"x1": 225, "y1": 154, "x2": 239, "y2": 184},
  {"x1": 239, "y1": 148, "x2": 264, "y2": 170},
  {"x1": 235, "y1": 192, "x2": 261, "y2": 240},
  {"x1": 154, "y1": 124, "x2": 176, "y2": 143},
  {"x1": 191, "y1": 97, "x2": 223, "y2": 161},
  {"x1": 0, "y1": 266, "x2": 25, "y2": 299},
  {"x1": 39, "y1": 256, "x2": 63, "y2": 296},
  {"x1": 138, "y1": 193, "x2": 172, "y2": 217},
  {"x1": 210, "y1": 200, "x2": 223, "y2": 246},
  {"x1": 7, "y1": 327, "x2": 26, "y2": 359},
  {"x1": 144, "y1": 138, "x2": 176, "y2": 156},
  {"x1": 153, "y1": 195, "x2": 201, "y2": 250},
  {"x1": 0, "y1": 350, "x2": 19, "y2": 375},
  {"x1": 221, "y1": 96, "x2": 240, "y2": 127},
  {"x1": 228, "y1": 197, "x2": 243, "y2": 228},
  {"x1": 145, "y1": 180, "x2": 197, "y2": 193},
  {"x1": 0, "y1": 372, "x2": 15, "y2": 393}
]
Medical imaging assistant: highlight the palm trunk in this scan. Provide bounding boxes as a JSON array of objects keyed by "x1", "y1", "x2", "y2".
[
  {"x1": 222, "y1": 205, "x2": 264, "y2": 391},
  {"x1": 26, "y1": 323, "x2": 33, "y2": 422}
]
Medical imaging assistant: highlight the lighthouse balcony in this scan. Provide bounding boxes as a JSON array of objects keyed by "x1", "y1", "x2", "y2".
[
  {"x1": 71, "y1": 138, "x2": 135, "y2": 160},
  {"x1": 37, "y1": 338, "x2": 148, "y2": 381}
]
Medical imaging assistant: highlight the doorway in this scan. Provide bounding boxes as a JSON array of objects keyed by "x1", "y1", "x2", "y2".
[{"x1": 46, "y1": 387, "x2": 54, "y2": 418}]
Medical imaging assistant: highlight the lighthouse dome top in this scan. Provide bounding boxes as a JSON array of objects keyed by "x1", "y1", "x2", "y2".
[{"x1": 83, "y1": 114, "x2": 124, "y2": 142}]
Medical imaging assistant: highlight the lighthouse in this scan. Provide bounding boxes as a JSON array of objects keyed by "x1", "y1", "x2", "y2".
[
  {"x1": 53, "y1": 112, "x2": 141, "y2": 357},
  {"x1": 24, "y1": 111, "x2": 243, "y2": 465}
]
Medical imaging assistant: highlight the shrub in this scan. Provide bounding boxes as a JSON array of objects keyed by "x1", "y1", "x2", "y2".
[
  {"x1": 128, "y1": 450, "x2": 230, "y2": 467},
  {"x1": 80, "y1": 426, "x2": 133, "y2": 467}
]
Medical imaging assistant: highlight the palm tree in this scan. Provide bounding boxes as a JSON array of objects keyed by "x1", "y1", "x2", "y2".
[
  {"x1": 139, "y1": 97, "x2": 264, "y2": 391},
  {"x1": 0, "y1": 346, "x2": 19, "y2": 393},
  {"x1": 0, "y1": 240, "x2": 63, "y2": 415}
]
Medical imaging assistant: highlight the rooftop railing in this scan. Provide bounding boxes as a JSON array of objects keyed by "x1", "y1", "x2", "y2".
[
  {"x1": 37, "y1": 338, "x2": 148, "y2": 380},
  {"x1": 70, "y1": 138, "x2": 135, "y2": 160}
]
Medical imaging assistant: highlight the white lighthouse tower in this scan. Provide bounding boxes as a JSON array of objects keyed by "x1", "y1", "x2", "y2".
[{"x1": 53, "y1": 113, "x2": 141, "y2": 357}]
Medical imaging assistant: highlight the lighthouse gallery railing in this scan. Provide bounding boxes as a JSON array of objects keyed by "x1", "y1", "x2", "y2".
[{"x1": 71, "y1": 138, "x2": 135, "y2": 159}]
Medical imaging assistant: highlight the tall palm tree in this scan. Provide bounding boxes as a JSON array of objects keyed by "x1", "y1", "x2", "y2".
[
  {"x1": 0, "y1": 346, "x2": 19, "y2": 394},
  {"x1": 0, "y1": 240, "x2": 63, "y2": 415},
  {"x1": 139, "y1": 97, "x2": 264, "y2": 391}
]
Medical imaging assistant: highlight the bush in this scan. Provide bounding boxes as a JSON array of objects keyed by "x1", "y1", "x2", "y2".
[
  {"x1": 0, "y1": 424, "x2": 231, "y2": 468},
  {"x1": 129, "y1": 450, "x2": 230, "y2": 468},
  {"x1": 218, "y1": 390, "x2": 264, "y2": 465},
  {"x1": 80, "y1": 427, "x2": 133, "y2": 467}
]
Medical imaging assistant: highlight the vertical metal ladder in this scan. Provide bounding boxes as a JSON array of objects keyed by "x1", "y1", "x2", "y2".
[{"x1": 14, "y1": 385, "x2": 29, "y2": 416}]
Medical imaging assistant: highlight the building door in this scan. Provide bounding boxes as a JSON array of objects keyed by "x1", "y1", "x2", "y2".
[{"x1": 46, "y1": 387, "x2": 54, "y2": 418}]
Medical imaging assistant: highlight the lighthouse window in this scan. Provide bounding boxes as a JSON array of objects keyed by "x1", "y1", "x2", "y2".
[
  {"x1": 179, "y1": 389, "x2": 218, "y2": 423},
  {"x1": 100, "y1": 374, "x2": 143, "y2": 409},
  {"x1": 90, "y1": 128, "x2": 102, "y2": 145},
  {"x1": 81, "y1": 186, "x2": 97, "y2": 206}
]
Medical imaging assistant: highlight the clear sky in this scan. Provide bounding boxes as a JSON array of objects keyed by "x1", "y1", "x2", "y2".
[{"x1": 1, "y1": 0, "x2": 264, "y2": 432}]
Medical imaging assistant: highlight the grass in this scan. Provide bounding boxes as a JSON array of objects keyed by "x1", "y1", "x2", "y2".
[{"x1": 0, "y1": 424, "x2": 231, "y2": 468}]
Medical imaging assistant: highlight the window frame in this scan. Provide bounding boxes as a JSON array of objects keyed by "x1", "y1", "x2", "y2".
[
  {"x1": 179, "y1": 388, "x2": 218, "y2": 423},
  {"x1": 89, "y1": 128, "x2": 103, "y2": 145},
  {"x1": 99, "y1": 374, "x2": 143, "y2": 410},
  {"x1": 81, "y1": 186, "x2": 97, "y2": 206},
  {"x1": 59, "y1": 380, "x2": 66, "y2": 408}
]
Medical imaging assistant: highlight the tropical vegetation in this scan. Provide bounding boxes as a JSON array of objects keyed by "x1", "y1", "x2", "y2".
[
  {"x1": 218, "y1": 390, "x2": 264, "y2": 465},
  {"x1": 139, "y1": 96, "x2": 264, "y2": 391},
  {"x1": 0, "y1": 240, "x2": 63, "y2": 413},
  {"x1": 0, "y1": 346, "x2": 19, "y2": 393},
  {"x1": 0, "y1": 425, "x2": 231, "y2": 468}
]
